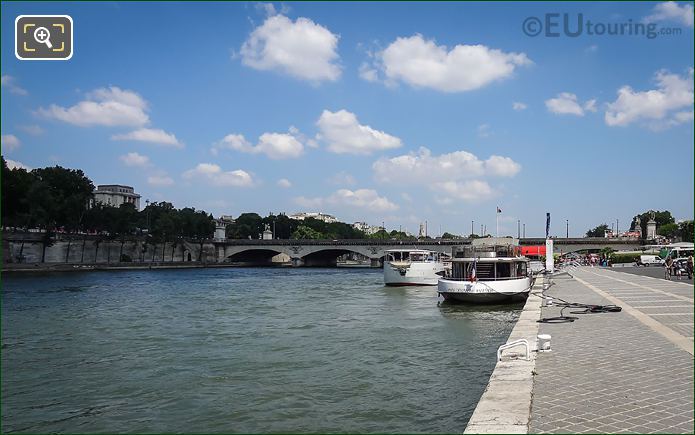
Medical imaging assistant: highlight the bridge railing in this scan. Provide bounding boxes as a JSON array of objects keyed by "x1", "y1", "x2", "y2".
[{"x1": 214, "y1": 239, "x2": 469, "y2": 246}]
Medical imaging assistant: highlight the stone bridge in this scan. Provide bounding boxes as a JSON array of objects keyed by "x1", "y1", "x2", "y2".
[
  {"x1": 2, "y1": 232, "x2": 644, "y2": 267},
  {"x1": 214, "y1": 237, "x2": 643, "y2": 267}
]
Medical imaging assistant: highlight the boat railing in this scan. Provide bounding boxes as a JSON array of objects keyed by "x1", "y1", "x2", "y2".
[{"x1": 441, "y1": 275, "x2": 530, "y2": 282}]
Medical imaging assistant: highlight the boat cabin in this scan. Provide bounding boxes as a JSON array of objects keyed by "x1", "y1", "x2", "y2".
[
  {"x1": 449, "y1": 245, "x2": 528, "y2": 281},
  {"x1": 385, "y1": 249, "x2": 441, "y2": 263}
]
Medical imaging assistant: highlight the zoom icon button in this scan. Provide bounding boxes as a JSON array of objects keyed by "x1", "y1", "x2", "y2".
[{"x1": 16, "y1": 15, "x2": 73, "y2": 60}]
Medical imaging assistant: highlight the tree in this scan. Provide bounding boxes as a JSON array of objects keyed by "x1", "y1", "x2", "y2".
[
  {"x1": 226, "y1": 213, "x2": 264, "y2": 239},
  {"x1": 630, "y1": 210, "x2": 675, "y2": 239},
  {"x1": 442, "y1": 232, "x2": 461, "y2": 239},
  {"x1": 291, "y1": 225, "x2": 324, "y2": 239},
  {"x1": 658, "y1": 223, "x2": 679, "y2": 239},
  {"x1": 679, "y1": 220, "x2": 694, "y2": 242},
  {"x1": 586, "y1": 224, "x2": 609, "y2": 238},
  {"x1": 1, "y1": 157, "x2": 35, "y2": 229},
  {"x1": 31, "y1": 165, "x2": 95, "y2": 232}
]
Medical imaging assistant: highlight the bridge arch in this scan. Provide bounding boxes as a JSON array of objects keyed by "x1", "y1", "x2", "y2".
[{"x1": 225, "y1": 248, "x2": 284, "y2": 266}]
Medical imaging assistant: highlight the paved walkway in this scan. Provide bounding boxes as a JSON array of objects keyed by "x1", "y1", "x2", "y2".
[{"x1": 529, "y1": 267, "x2": 694, "y2": 434}]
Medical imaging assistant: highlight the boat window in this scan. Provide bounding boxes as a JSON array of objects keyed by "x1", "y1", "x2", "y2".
[
  {"x1": 496, "y1": 262, "x2": 511, "y2": 278},
  {"x1": 411, "y1": 253, "x2": 424, "y2": 262},
  {"x1": 516, "y1": 262, "x2": 527, "y2": 277}
]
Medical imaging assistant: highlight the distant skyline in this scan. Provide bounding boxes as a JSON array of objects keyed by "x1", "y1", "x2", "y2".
[{"x1": 2, "y1": 1, "x2": 693, "y2": 237}]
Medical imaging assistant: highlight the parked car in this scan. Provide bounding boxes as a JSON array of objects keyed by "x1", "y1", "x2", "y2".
[{"x1": 637, "y1": 255, "x2": 664, "y2": 266}]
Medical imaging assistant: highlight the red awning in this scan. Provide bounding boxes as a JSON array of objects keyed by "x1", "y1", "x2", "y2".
[{"x1": 521, "y1": 246, "x2": 546, "y2": 256}]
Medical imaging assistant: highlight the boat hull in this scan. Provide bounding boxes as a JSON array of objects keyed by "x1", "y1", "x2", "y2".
[
  {"x1": 384, "y1": 261, "x2": 446, "y2": 286},
  {"x1": 437, "y1": 277, "x2": 531, "y2": 303}
]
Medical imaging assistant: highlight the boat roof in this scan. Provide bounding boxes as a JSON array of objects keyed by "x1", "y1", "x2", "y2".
[
  {"x1": 451, "y1": 256, "x2": 530, "y2": 262},
  {"x1": 384, "y1": 249, "x2": 434, "y2": 254}
]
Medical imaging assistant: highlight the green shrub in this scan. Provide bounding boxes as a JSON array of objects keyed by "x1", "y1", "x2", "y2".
[{"x1": 609, "y1": 252, "x2": 641, "y2": 264}]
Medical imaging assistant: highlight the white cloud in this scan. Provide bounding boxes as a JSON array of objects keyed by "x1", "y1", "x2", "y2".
[
  {"x1": 545, "y1": 93, "x2": 587, "y2": 116},
  {"x1": 112, "y1": 128, "x2": 183, "y2": 148},
  {"x1": 512, "y1": 102, "x2": 527, "y2": 111},
  {"x1": 373, "y1": 147, "x2": 520, "y2": 184},
  {"x1": 316, "y1": 109, "x2": 402, "y2": 155},
  {"x1": 18, "y1": 125, "x2": 43, "y2": 136},
  {"x1": 5, "y1": 159, "x2": 31, "y2": 170},
  {"x1": 605, "y1": 69, "x2": 694, "y2": 129},
  {"x1": 477, "y1": 123, "x2": 491, "y2": 138},
  {"x1": 277, "y1": 178, "x2": 292, "y2": 188},
  {"x1": 1, "y1": 75, "x2": 28, "y2": 95},
  {"x1": 1, "y1": 134, "x2": 20, "y2": 152},
  {"x1": 485, "y1": 155, "x2": 522, "y2": 177},
  {"x1": 644, "y1": 1, "x2": 693, "y2": 27},
  {"x1": 119, "y1": 152, "x2": 150, "y2": 167},
  {"x1": 213, "y1": 131, "x2": 304, "y2": 159},
  {"x1": 147, "y1": 174, "x2": 175, "y2": 187},
  {"x1": 329, "y1": 170, "x2": 356, "y2": 186},
  {"x1": 240, "y1": 15, "x2": 341, "y2": 82},
  {"x1": 358, "y1": 63, "x2": 378, "y2": 82},
  {"x1": 256, "y1": 133, "x2": 304, "y2": 159},
  {"x1": 435, "y1": 180, "x2": 497, "y2": 202},
  {"x1": 183, "y1": 163, "x2": 254, "y2": 187},
  {"x1": 38, "y1": 86, "x2": 149, "y2": 127},
  {"x1": 583, "y1": 99, "x2": 598, "y2": 113},
  {"x1": 362, "y1": 34, "x2": 531, "y2": 92},
  {"x1": 294, "y1": 188, "x2": 399, "y2": 212}
]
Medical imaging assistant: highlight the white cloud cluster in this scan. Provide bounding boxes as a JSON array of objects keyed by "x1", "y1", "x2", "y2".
[
  {"x1": 240, "y1": 15, "x2": 341, "y2": 82},
  {"x1": 38, "y1": 86, "x2": 150, "y2": 127},
  {"x1": 328, "y1": 170, "x2": 356, "y2": 186},
  {"x1": 373, "y1": 147, "x2": 520, "y2": 203},
  {"x1": 605, "y1": 69, "x2": 694, "y2": 129},
  {"x1": 1, "y1": 75, "x2": 28, "y2": 95},
  {"x1": 119, "y1": 152, "x2": 150, "y2": 167},
  {"x1": 147, "y1": 174, "x2": 175, "y2": 187},
  {"x1": 644, "y1": 1, "x2": 694, "y2": 27},
  {"x1": 277, "y1": 178, "x2": 292, "y2": 188},
  {"x1": 545, "y1": 93, "x2": 596, "y2": 116},
  {"x1": 512, "y1": 102, "x2": 527, "y2": 111},
  {"x1": 295, "y1": 188, "x2": 398, "y2": 212},
  {"x1": 183, "y1": 163, "x2": 254, "y2": 187},
  {"x1": 316, "y1": 109, "x2": 402, "y2": 155},
  {"x1": 362, "y1": 34, "x2": 531, "y2": 92},
  {"x1": 1, "y1": 134, "x2": 20, "y2": 152},
  {"x1": 5, "y1": 159, "x2": 31, "y2": 170},
  {"x1": 435, "y1": 180, "x2": 496, "y2": 202},
  {"x1": 112, "y1": 128, "x2": 183, "y2": 148},
  {"x1": 373, "y1": 147, "x2": 520, "y2": 183},
  {"x1": 213, "y1": 131, "x2": 304, "y2": 159}
]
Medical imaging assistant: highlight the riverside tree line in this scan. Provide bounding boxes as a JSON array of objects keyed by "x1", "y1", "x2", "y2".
[{"x1": 1, "y1": 158, "x2": 412, "y2": 241}]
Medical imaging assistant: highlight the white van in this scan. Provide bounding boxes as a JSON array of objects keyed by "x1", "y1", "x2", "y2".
[{"x1": 638, "y1": 255, "x2": 664, "y2": 266}]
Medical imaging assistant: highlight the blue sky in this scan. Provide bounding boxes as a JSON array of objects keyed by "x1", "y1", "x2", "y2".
[{"x1": 2, "y1": 1, "x2": 693, "y2": 237}]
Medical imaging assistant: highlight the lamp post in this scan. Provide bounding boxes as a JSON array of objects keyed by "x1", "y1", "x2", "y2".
[
  {"x1": 471, "y1": 220, "x2": 474, "y2": 237},
  {"x1": 517, "y1": 220, "x2": 521, "y2": 238},
  {"x1": 145, "y1": 199, "x2": 150, "y2": 233},
  {"x1": 523, "y1": 223, "x2": 526, "y2": 238},
  {"x1": 566, "y1": 219, "x2": 569, "y2": 238}
]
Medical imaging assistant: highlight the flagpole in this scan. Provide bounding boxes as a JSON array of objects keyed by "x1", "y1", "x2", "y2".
[{"x1": 496, "y1": 207, "x2": 499, "y2": 237}]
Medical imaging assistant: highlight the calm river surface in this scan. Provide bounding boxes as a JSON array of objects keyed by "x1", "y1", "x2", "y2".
[{"x1": 2, "y1": 268, "x2": 521, "y2": 433}]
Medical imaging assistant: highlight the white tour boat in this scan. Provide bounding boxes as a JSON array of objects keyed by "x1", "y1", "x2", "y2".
[
  {"x1": 383, "y1": 249, "x2": 449, "y2": 286},
  {"x1": 437, "y1": 244, "x2": 532, "y2": 303}
]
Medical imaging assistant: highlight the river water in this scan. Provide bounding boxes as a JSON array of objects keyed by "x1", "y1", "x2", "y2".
[{"x1": 1, "y1": 268, "x2": 521, "y2": 433}]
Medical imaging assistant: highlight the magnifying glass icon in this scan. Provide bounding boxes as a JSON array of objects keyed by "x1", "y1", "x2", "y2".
[{"x1": 33, "y1": 26, "x2": 53, "y2": 49}]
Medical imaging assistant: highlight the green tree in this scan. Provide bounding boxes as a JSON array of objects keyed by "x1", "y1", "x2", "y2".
[
  {"x1": 226, "y1": 213, "x2": 264, "y2": 239},
  {"x1": 678, "y1": 220, "x2": 694, "y2": 242},
  {"x1": 442, "y1": 232, "x2": 461, "y2": 239},
  {"x1": 1, "y1": 157, "x2": 36, "y2": 228},
  {"x1": 31, "y1": 165, "x2": 95, "y2": 232},
  {"x1": 291, "y1": 225, "x2": 324, "y2": 239},
  {"x1": 586, "y1": 224, "x2": 609, "y2": 238},
  {"x1": 630, "y1": 210, "x2": 675, "y2": 239},
  {"x1": 658, "y1": 223, "x2": 679, "y2": 238}
]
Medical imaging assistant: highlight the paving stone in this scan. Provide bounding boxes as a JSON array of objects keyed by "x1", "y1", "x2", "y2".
[{"x1": 529, "y1": 267, "x2": 693, "y2": 434}]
